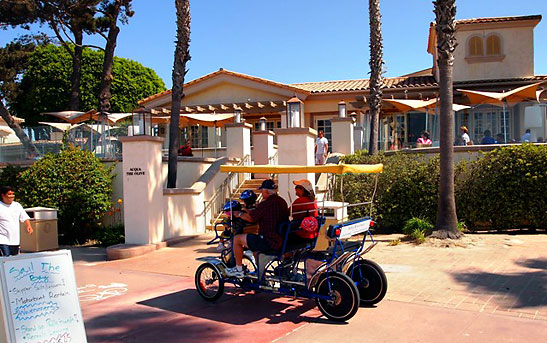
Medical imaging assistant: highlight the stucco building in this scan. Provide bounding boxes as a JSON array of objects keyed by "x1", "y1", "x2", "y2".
[{"x1": 138, "y1": 14, "x2": 546, "y2": 153}]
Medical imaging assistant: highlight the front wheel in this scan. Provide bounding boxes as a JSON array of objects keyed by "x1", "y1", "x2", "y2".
[
  {"x1": 347, "y1": 259, "x2": 387, "y2": 306},
  {"x1": 315, "y1": 271, "x2": 359, "y2": 322},
  {"x1": 195, "y1": 263, "x2": 224, "y2": 301}
]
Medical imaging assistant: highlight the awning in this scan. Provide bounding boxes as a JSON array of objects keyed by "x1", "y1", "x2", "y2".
[
  {"x1": 0, "y1": 126, "x2": 14, "y2": 137},
  {"x1": 180, "y1": 113, "x2": 234, "y2": 127},
  {"x1": 384, "y1": 98, "x2": 470, "y2": 113},
  {"x1": 220, "y1": 163, "x2": 384, "y2": 175},
  {"x1": 458, "y1": 82, "x2": 545, "y2": 105},
  {"x1": 42, "y1": 110, "x2": 128, "y2": 125}
]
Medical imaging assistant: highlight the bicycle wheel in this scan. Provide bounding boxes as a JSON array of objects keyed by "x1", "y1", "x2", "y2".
[
  {"x1": 315, "y1": 271, "x2": 359, "y2": 322},
  {"x1": 195, "y1": 263, "x2": 224, "y2": 301},
  {"x1": 347, "y1": 259, "x2": 387, "y2": 306}
]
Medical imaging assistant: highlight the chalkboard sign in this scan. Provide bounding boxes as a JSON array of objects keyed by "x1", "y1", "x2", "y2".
[{"x1": 0, "y1": 250, "x2": 87, "y2": 343}]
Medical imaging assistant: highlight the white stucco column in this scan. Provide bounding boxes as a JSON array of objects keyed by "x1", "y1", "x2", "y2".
[
  {"x1": 252, "y1": 130, "x2": 276, "y2": 178},
  {"x1": 331, "y1": 117, "x2": 355, "y2": 155},
  {"x1": 274, "y1": 127, "x2": 317, "y2": 204},
  {"x1": 225, "y1": 122, "x2": 252, "y2": 160},
  {"x1": 119, "y1": 136, "x2": 165, "y2": 245}
]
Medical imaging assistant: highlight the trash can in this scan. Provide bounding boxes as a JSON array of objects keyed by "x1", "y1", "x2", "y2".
[{"x1": 20, "y1": 207, "x2": 59, "y2": 252}]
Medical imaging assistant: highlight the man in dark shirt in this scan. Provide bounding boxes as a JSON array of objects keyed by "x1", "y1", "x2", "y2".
[{"x1": 225, "y1": 179, "x2": 289, "y2": 278}]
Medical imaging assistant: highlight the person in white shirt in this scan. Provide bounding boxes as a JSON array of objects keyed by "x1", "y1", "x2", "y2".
[
  {"x1": 0, "y1": 186, "x2": 33, "y2": 256},
  {"x1": 460, "y1": 126, "x2": 471, "y2": 146},
  {"x1": 315, "y1": 130, "x2": 329, "y2": 165}
]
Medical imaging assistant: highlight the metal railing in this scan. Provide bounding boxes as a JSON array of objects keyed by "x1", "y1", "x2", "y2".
[
  {"x1": 203, "y1": 154, "x2": 252, "y2": 229},
  {"x1": 268, "y1": 150, "x2": 278, "y2": 165}
]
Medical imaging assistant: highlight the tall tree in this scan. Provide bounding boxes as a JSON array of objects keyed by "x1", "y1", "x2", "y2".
[
  {"x1": 431, "y1": 0, "x2": 461, "y2": 239},
  {"x1": 95, "y1": 0, "x2": 133, "y2": 114},
  {"x1": 0, "y1": 1, "x2": 99, "y2": 110},
  {"x1": 11, "y1": 44, "x2": 165, "y2": 124},
  {"x1": 167, "y1": 0, "x2": 191, "y2": 188},
  {"x1": 0, "y1": 37, "x2": 44, "y2": 157},
  {"x1": 367, "y1": 0, "x2": 384, "y2": 155}
]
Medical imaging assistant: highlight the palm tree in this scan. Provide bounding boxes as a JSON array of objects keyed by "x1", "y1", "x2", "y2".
[
  {"x1": 167, "y1": 0, "x2": 191, "y2": 188},
  {"x1": 368, "y1": 0, "x2": 383, "y2": 155},
  {"x1": 431, "y1": 0, "x2": 461, "y2": 239}
]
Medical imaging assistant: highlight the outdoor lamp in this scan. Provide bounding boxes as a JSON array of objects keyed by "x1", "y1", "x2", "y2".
[
  {"x1": 287, "y1": 96, "x2": 303, "y2": 128},
  {"x1": 338, "y1": 100, "x2": 347, "y2": 118},
  {"x1": 234, "y1": 109, "x2": 241, "y2": 123},
  {"x1": 259, "y1": 117, "x2": 267, "y2": 131},
  {"x1": 132, "y1": 110, "x2": 152, "y2": 136}
]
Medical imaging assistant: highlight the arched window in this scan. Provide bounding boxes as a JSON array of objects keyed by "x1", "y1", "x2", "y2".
[
  {"x1": 486, "y1": 35, "x2": 501, "y2": 55},
  {"x1": 468, "y1": 36, "x2": 484, "y2": 56}
]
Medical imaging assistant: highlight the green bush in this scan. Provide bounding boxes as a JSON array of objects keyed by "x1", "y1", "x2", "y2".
[
  {"x1": 18, "y1": 145, "x2": 115, "y2": 244},
  {"x1": 0, "y1": 165, "x2": 27, "y2": 190},
  {"x1": 94, "y1": 224, "x2": 124, "y2": 247},
  {"x1": 456, "y1": 144, "x2": 547, "y2": 230},
  {"x1": 337, "y1": 151, "x2": 439, "y2": 232}
]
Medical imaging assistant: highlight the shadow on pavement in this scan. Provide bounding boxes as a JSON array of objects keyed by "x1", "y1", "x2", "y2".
[
  {"x1": 84, "y1": 307, "x2": 232, "y2": 343},
  {"x1": 451, "y1": 257, "x2": 547, "y2": 308},
  {"x1": 138, "y1": 288, "x2": 321, "y2": 325},
  {"x1": 67, "y1": 246, "x2": 108, "y2": 263}
]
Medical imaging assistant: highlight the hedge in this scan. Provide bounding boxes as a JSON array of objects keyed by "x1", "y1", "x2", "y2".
[{"x1": 339, "y1": 144, "x2": 547, "y2": 232}]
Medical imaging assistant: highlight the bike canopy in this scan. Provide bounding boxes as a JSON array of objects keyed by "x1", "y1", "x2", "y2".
[{"x1": 220, "y1": 163, "x2": 383, "y2": 175}]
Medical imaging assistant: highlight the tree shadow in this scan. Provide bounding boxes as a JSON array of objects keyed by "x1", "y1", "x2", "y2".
[
  {"x1": 68, "y1": 246, "x2": 108, "y2": 263},
  {"x1": 451, "y1": 258, "x2": 547, "y2": 308},
  {"x1": 515, "y1": 257, "x2": 547, "y2": 270}
]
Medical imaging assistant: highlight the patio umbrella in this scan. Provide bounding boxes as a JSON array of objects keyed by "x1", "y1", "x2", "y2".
[{"x1": 458, "y1": 82, "x2": 545, "y2": 142}]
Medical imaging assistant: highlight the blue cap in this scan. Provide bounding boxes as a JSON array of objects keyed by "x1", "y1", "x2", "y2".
[
  {"x1": 240, "y1": 190, "x2": 256, "y2": 200},
  {"x1": 258, "y1": 179, "x2": 277, "y2": 190}
]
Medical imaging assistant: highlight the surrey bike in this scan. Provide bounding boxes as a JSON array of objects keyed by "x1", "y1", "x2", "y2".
[{"x1": 194, "y1": 163, "x2": 387, "y2": 322}]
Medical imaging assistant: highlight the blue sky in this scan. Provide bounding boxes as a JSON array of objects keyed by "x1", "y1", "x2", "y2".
[{"x1": 1, "y1": 0, "x2": 546, "y2": 88}]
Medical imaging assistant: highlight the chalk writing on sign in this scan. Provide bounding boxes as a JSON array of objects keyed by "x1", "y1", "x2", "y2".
[
  {"x1": 126, "y1": 167, "x2": 146, "y2": 176},
  {"x1": 1, "y1": 251, "x2": 87, "y2": 343}
]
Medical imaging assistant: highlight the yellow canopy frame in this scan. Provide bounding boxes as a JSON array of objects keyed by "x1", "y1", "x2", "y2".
[{"x1": 220, "y1": 163, "x2": 383, "y2": 174}]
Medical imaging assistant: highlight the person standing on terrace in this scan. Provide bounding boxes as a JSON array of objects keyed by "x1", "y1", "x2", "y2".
[{"x1": 315, "y1": 130, "x2": 329, "y2": 165}]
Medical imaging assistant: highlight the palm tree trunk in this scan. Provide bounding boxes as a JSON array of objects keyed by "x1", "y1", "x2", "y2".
[
  {"x1": 0, "y1": 100, "x2": 39, "y2": 158},
  {"x1": 431, "y1": 0, "x2": 461, "y2": 239},
  {"x1": 368, "y1": 0, "x2": 383, "y2": 155},
  {"x1": 167, "y1": 0, "x2": 191, "y2": 188}
]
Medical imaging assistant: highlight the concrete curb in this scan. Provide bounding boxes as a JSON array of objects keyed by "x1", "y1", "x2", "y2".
[{"x1": 106, "y1": 234, "x2": 199, "y2": 260}]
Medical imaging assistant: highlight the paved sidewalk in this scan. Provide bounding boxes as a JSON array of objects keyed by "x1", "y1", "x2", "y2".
[
  {"x1": 71, "y1": 233, "x2": 547, "y2": 342},
  {"x1": 365, "y1": 234, "x2": 547, "y2": 321}
]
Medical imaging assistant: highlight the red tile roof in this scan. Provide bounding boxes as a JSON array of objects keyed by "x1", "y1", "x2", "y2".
[
  {"x1": 455, "y1": 14, "x2": 541, "y2": 25},
  {"x1": 291, "y1": 75, "x2": 438, "y2": 94},
  {"x1": 139, "y1": 69, "x2": 310, "y2": 105}
]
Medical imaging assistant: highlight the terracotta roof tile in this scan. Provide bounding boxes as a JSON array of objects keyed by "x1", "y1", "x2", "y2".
[
  {"x1": 291, "y1": 75, "x2": 438, "y2": 93},
  {"x1": 139, "y1": 69, "x2": 309, "y2": 105},
  {"x1": 455, "y1": 14, "x2": 541, "y2": 25}
]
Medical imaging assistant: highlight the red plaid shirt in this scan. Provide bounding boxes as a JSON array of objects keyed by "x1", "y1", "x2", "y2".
[{"x1": 249, "y1": 193, "x2": 289, "y2": 250}]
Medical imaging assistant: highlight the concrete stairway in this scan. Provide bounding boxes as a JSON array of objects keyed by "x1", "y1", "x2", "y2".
[{"x1": 206, "y1": 178, "x2": 266, "y2": 231}]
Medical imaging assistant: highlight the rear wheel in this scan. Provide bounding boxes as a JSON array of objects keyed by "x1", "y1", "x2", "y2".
[
  {"x1": 347, "y1": 259, "x2": 387, "y2": 306},
  {"x1": 195, "y1": 263, "x2": 224, "y2": 301},
  {"x1": 315, "y1": 271, "x2": 359, "y2": 322}
]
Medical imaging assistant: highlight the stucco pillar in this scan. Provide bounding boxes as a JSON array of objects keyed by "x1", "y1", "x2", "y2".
[
  {"x1": 274, "y1": 127, "x2": 317, "y2": 204},
  {"x1": 119, "y1": 136, "x2": 165, "y2": 244},
  {"x1": 331, "y1": 117, "x2": 355, "y2": 155},
  {"x1": 225, "y1": 122, "x2": 252, "y2": 160},
  {"x1": 252, "y1": 130, "x2": 276, "y2": 178}
]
